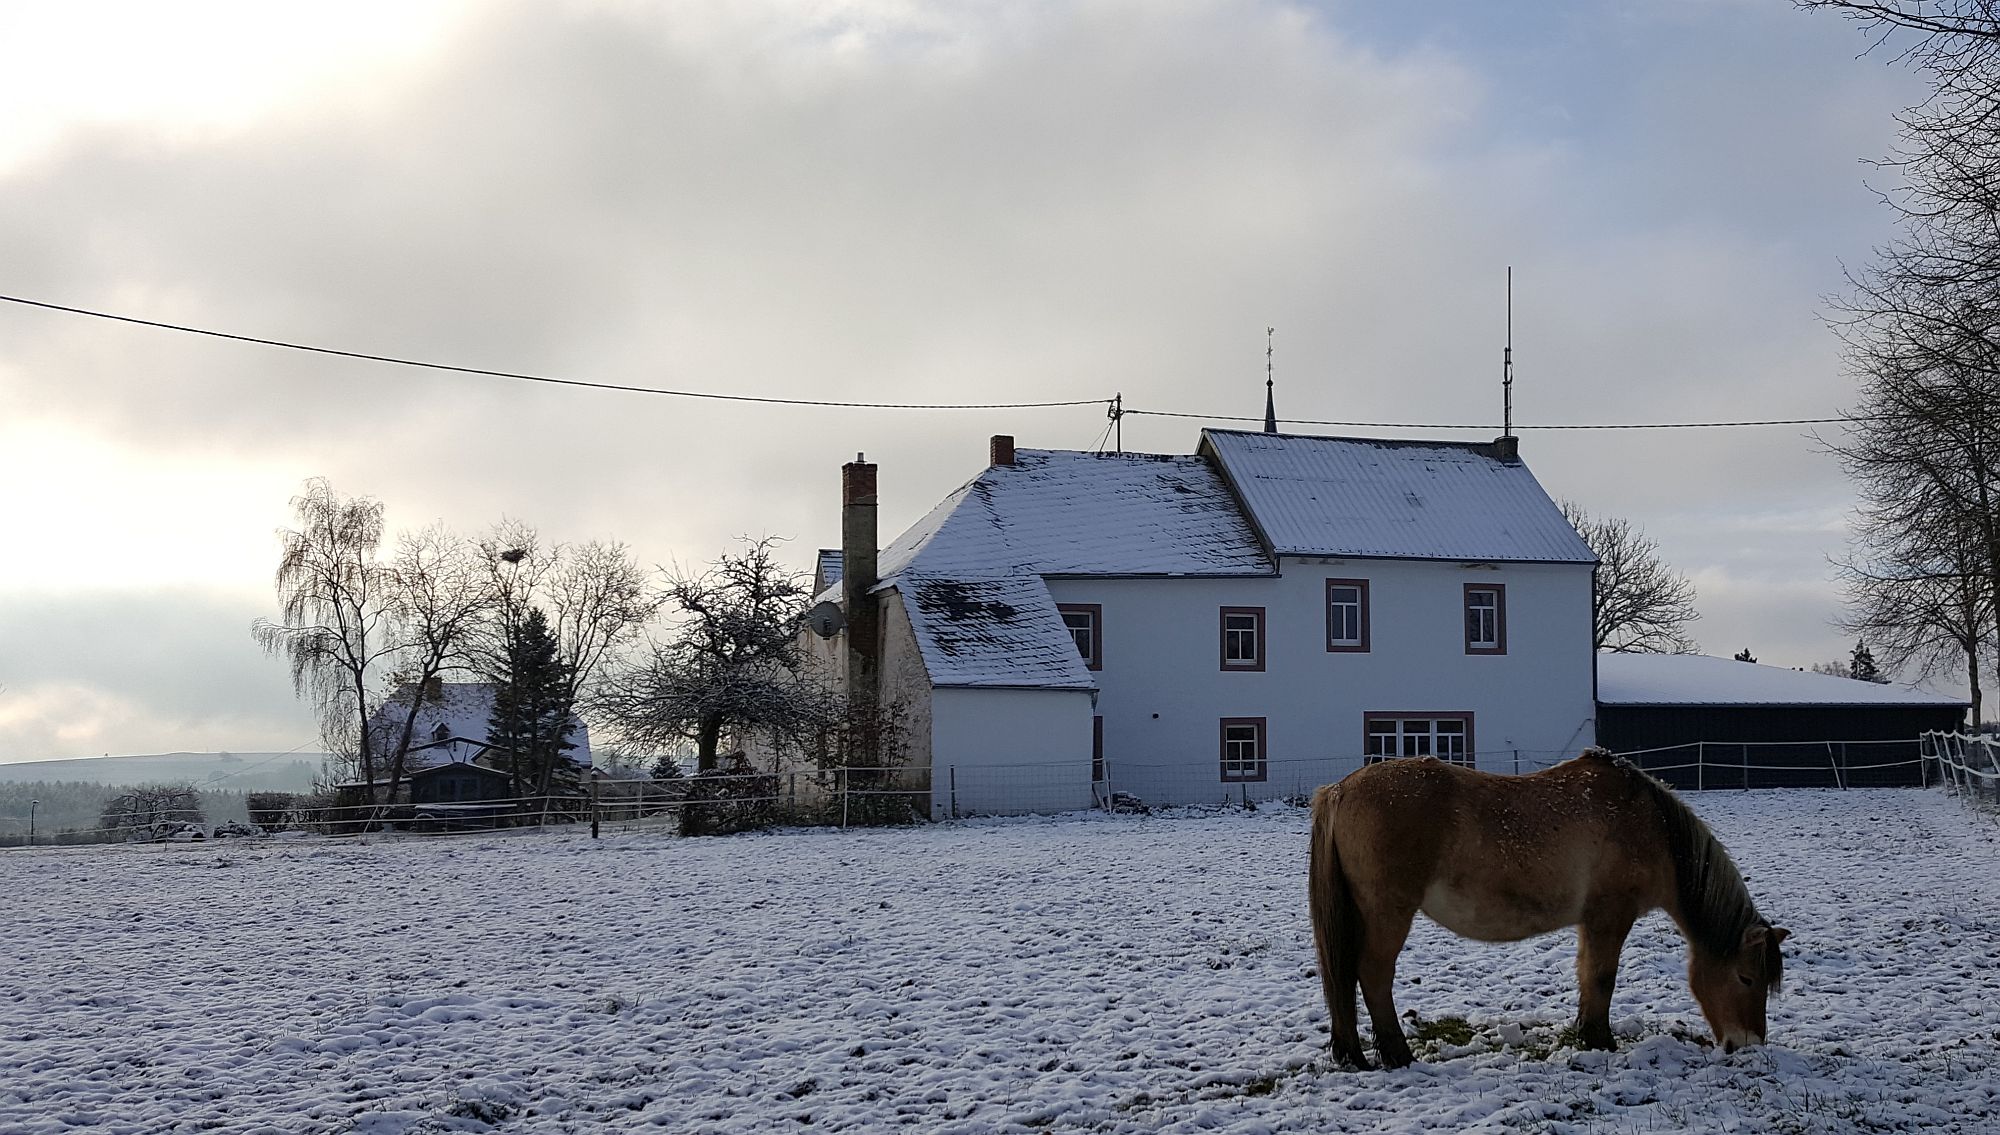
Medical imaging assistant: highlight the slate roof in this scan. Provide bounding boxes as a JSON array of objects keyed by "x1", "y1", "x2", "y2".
[
  {"x1": 1596, "y1": 653, "x2": 1968, "y2": 708},
  {"x1": 1201, "y1": 429, "x2": 1597, "y2": 563},
  {"x1": 850, "y1": 449, "x2": 1273, "y2": 690},
  {"x1": 814, "y1": 548, "x2": 843, "y2": 594},
  {"x1": 878, "y1": 449, "x2": 1274, "y2": 581},
  {"x1": 898, "y1": 574, "x2": 1095, "y2": 690},
  {"x1": 365, "y1": 682, "x2": 593, "y2": 771}
]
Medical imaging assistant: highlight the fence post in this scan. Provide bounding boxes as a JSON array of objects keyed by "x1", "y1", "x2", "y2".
[
  {"x1": 590, "y1": 778, "x2": 600, "y2": 839},
  {"x1": 1512, "y1": 748, "x2": 1519, "y2": 776},
  {"x1": 949, "y1": 765, "x2": 958, "y2": 820},
  {"x1": 1697, "y1": 742, "x2": 1705, "y2": 792},
  {"x1": 841, "y1": 766, "x2": 850, "y2": 830}
]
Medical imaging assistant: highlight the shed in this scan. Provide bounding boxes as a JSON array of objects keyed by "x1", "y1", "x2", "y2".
[{"x1": 1595, "y1": 653, "x2": 1967, "y2": 788}]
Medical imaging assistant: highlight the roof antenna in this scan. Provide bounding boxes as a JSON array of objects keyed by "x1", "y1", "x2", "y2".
[
  {"x1": 1496, "y1": 269, "x2": 1519, "y2": 460},
  {"x1": 1263, "y1": 326, "x2": 1278, "y2": 434}
]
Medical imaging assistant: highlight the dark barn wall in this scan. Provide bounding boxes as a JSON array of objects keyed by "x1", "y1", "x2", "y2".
[{"x1": 1598, "y1": 704, "x2": 1967, "y2": 789}]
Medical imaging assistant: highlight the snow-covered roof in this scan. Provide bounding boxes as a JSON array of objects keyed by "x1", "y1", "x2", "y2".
[
  {"x1": 814, "y1": 548, "x2": 843, "y2": 594},
  {"x1": 896, "y1": 574, "x2": 1095, "y2": 690},
  {"x1": 878, "y1": 449, "x2": 1274, "y2": 582},
  {"x1": 1596, "y1": 653, "x2": 1969, "y2": 708},
  {"x1": 366, "y1": 682, "x2": 593, "y2": 769},
  {"x1": 1200, "y1": 429, "x2": 1597, "y2": 563}
]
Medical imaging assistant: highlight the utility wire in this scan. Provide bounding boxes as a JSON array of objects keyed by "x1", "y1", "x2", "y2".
[
  {"x1": 2, "y1": 292, "x2": 1874, "y2": 429},
  {"x1": 0, "y1": 294, "x2": 1105, "y2": 412},
  {"x1": 1122, "y1": 408, "x2": 1872, "y2": 430}
]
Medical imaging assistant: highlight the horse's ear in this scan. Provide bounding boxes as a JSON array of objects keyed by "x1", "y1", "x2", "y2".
[{"x1": 1770, "y1": 926, "x2": 1790, "y2": 946}]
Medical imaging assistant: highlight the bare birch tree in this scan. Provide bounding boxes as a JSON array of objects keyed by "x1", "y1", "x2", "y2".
[
  {"x1": 252, "y1": 478, "x2": 393, "y2": 788},
  {"x1": 1561, "y1": 501, "x2": 1701, "y2": 654}
]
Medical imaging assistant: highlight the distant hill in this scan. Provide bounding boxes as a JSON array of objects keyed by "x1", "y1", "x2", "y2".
[{"x1": 0, "y1": 752, "x2": 327, "y2": 792}]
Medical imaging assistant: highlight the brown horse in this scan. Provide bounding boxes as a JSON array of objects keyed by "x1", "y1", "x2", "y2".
[{"x1": 1309, "y1": 748, "x2": 1788, "y2": 1069}]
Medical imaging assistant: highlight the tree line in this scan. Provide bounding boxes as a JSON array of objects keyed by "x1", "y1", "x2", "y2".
[{"x1": 255, "y1": 480, "x2": 882, "y2": 815}]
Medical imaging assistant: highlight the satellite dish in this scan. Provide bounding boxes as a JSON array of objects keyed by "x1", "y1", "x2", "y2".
[{"x1": 808, "y1": 601, "x2": 846, "y2": 639}]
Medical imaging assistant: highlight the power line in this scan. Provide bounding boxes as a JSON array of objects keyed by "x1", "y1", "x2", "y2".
[
  {"x1": 0, "y1": 294, "x2": 1106, "y2": 412},
  {"x1": 1122, "y1": 408, "x2": 1871, "y2": 430},
  {"x1": 1, "y1": 292, "x2": 1874, "y2": 429}
]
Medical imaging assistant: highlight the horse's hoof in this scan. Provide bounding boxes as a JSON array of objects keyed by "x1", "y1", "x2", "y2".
[{"x1": 1378, "y1": 1047, "x2": 1416, "y2": 1070}]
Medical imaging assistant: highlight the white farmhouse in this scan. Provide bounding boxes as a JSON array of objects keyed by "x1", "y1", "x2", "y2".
[{"x1": 812, "y1": 429, "x2": 1598, "y2": 815}]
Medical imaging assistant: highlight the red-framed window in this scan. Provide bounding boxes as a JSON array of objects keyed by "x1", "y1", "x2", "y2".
[
  {"x1": 1364, "y1": 714, "x2": 1474, "y2": 767},
  {"x1": 1057, "y1": 603, "x2": 1102, "y2": 670},
  {"x1": 1326, "y1": 579, "x2": 1370, "y2": 652},
  {"x1": 1220, "y1": 717, "x2": 1268, "y2": 782},
  {"x1": 1220, "y1": 606, "x2": 1266, "y2": 671},
  {"x1": 1463, "y1": 583, "x2": 1506, "y2": 655}
]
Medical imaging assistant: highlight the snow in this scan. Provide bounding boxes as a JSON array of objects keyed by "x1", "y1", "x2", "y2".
[
  {"x1": 898, "y1": 574, "x2": 1095, "y2": 690},
  {"x1": 365, "y1": 683, "x2": 593, "y2": 774},
  {"x1": 1201, "y1": 429, "x2": 1597, "y2": 563},
  {"x1": 875, "y1": 449, "x2": 1273, "y2": 583},
  {"x1": 3, "y1": 788, "x2": 1997, "y2": 1133},
  {"x1": 1598, "y1": 653, "x2": 1970, "y2": 707}
]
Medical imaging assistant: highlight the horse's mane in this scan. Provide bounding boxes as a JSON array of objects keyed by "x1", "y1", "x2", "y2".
[{"x1": 1624, "y1": 761, "x2": 1765, "y2": 960}]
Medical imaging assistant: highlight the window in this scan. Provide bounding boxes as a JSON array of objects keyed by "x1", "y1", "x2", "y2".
[
  {"x1": 1365, "y1": 715, "x2": 1474, "y2": 767},
  {"x1": 1058, "y1": 603, "x2": 1102, "y2": 670},
  {"x1": 1325, "y1": 579, "x2": 1370, "y2": 652},
  {"x1": 1092, "y1": 716, "x2": 1105, "y2": 782},
  {"x1": 1464, "y1": 584, "x2": 1507, "y2": 654},
  {"x1": 1220, "y1": 717, "x2": 1267, "y2": 781},
  {"x1": 1220, "y1": 606, "x2": 1266, "y2": 671}
]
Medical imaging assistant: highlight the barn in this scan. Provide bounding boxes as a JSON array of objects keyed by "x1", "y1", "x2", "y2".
[{"x1": 1595, "y1": 653, "x2": 1968, "y2": 788}]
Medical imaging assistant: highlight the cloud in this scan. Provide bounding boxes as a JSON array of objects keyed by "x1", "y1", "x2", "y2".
[
  {"x1": 0, "y1": 586, "x2": 315, "y2": 761},
  {"x1": 0, "y1": 1, "x2": 1961, "y2": 755}
]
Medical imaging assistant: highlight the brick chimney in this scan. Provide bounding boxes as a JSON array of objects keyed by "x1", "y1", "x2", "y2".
[
  {"x1": 990, "y1": 434, "x2": 1015, "y2": 467},
  {"x1": 841, "y1": 454, "x2": 880, "y2": 713}
]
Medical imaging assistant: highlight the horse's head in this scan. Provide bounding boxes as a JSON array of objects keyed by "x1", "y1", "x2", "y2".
[{"x1": 1687, "y1": 921, "x2": 1790, "y2": 1053}]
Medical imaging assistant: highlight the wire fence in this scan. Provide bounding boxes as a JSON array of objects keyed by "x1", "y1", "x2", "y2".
[
  {"x1": 1921, "y1": 731, "x2": 2000, "y2": 816},
  {"x1": 3, "y1": 736, "x2": 1979, "y2": 849},
  {"x1": 1607, "y1": 738, "x2": 1929, "y2": 791}
]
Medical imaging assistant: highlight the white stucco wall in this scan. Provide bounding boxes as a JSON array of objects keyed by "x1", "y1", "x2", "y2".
[
  {"x1": 928, "y1": 686, "x2": 1095, "y2": 816},
  {"x1": 1045, "y1": 557, "x2": 1597, "y2": 806}
]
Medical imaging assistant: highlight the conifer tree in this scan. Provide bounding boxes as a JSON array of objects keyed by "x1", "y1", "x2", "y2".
[
  {"x1": 487, "y1": 607, "x2": 578, "y2": 802},
  {"x1": 1849, "y1": 640, "x2": 1889, "y2": 684}
]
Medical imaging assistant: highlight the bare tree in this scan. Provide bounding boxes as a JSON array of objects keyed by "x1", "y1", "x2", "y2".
[
  {"x1": 99, "y1": 783, "x2": 204, "y2": 840},
  {"x1": 477, "y1": 522, "x2": 658, "y2": 714},
  {"x1": 1836, "y1": 504, "x2": 1991, "y2": 719},
  {"x1": 367, "y1": 524, "x2": 490, "y2": 804},
  {"x1": 253, "y1": 479, "x2": 393, "y2": 788},
  {"x1": 1806, "y1": 0, "x2": 2000, "y2": 725},
  {"x1": 1560, "y1": 501, "x2": 1701, "y2": 654},
  {"x1": 255, "y1": 482, "x2": 488, "y2": 802},
  {"x1": 601, "y1": 536, "x2": 815, "y2": 771}
]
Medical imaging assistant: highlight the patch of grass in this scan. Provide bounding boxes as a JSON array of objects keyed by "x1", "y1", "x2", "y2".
[{"x1": 1410, "y1": 1014, "x2": 1477, "y2": 1049}]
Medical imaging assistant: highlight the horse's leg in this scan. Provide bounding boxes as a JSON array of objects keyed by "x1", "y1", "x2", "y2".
[
  {"x1": 1574, "y1": 914, "x2": 1635, "y2": 1051},
  {"x1": 1357, "y1": 910, "x2": 1417, "y2": 1069},
  {"x1": 1328, "y1": 940, "x2": 1368, "y2": 1070}
]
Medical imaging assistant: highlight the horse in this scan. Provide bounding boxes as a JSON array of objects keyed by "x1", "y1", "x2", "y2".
[{"x1": 1308, "y1": 748, "x2": 1788, "y2": 1069}]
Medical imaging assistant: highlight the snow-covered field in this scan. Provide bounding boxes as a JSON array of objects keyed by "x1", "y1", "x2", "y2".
[{"x1": 2, "y1": 789, "x2": 1997, "y2": 1134}]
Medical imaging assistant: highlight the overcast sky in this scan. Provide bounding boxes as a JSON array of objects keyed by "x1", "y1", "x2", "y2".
[{"x1": 0, "y1": 1, "x2": 1937, "y2": 763}]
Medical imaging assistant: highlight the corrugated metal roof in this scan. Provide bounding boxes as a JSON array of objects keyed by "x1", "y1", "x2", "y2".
[
  {"x1": 1597, "y1": 653, "x2": 1968, "y2": 707},
  {"x1": 1202, "y1": 429, "x2": 1597, "y2": 563},
  {"x1": 896, "y1": 574, "x2": 1095, "y2": 690},
  {"x1": 877, "y1": 449, "x2": 1274, "y2": 582}
]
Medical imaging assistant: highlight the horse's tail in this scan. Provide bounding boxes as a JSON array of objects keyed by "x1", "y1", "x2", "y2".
[{"x1": 1309, "y1": 783, "x2": 1365, "y2": 1065}]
